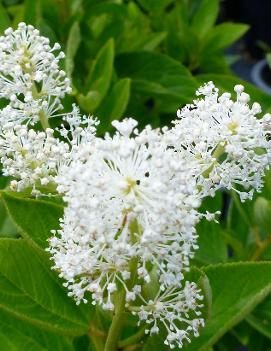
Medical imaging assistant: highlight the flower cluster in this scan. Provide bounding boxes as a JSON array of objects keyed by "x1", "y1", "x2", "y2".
[
  {"x1": 0, "y1": 23, "x2": 271, "y2": 349},
  {"x1": 0, "y1": 123, "x2": 70, "y2": 195},
  {"x1": 0, "y1": 23, "x2": 71, "y2": 126},
  {"x1": 0, "y1": 23, "x2": 97, "y2": 195},
  {"x1": 133, "y1": 282, "x2": 204, "y2": 348},
  {"x1": 167, "y1": 82, "x2": 271, "y2": 201},
  {"x1": 48, "y1": 118, "x2": 205, "y2": 348}
]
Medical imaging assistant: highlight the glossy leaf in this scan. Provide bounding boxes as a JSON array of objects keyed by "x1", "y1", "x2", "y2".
[
  {"x1": 0, "y1": 199, "x2": 18, "y2": 238},
  {"x1": 115, "y1": 51, "x2": 198, "y2": 110},
  {"x1": 77, "y1": 90, "x2": 101, "y2": 113},
  {"x1": 2, "y1": 191, "x2": 63, "y2": 251},
  {"x1": 0, "y1": 0, "x2": 10, "y2": 34},
  {"x1": 97, "y1": 78, "x2": 131, "y2": 133},
  {"x1": 138, "y1": 32, "x2": 167, "y2": 51},
  {"x1": 201, "y1": 23, "x2": 249, "y2": 53},
  {"x1": 84, "y1": 38, "x2": 114, "y2": 101},
  {"x1": 24, "y1": 0, "x2": 41, "y2": 27},
  {"x1": 137, "y1": 0, "x2": 172, "y2": 12},
  {"x1": 0, "y1": 309, "x2": 74, "y2": 351},
  {"x1": 191, "y1": 0, "x2": 219, "y2": 39},
  {"x1": 194, "y1": 221, "x2": 228, "y2": 265},
  {"x1": 66, "y1": 21, "x2": 81, "y2": 79},
  {"x1": 0, "y1": 238, "x2": 90, "y2": 335},
  {"x1": 182, "y1": 262, "x2": 271, "y2": 350},
  {"x1": 247, "y1": 295, "x2": 271, "y2": 339},
  {"x1": 253, "y1": 197, "x2": 271, "y2": 233},
  {"x1": 143, "y1": 333, "x2": 168, "y2": 351}
]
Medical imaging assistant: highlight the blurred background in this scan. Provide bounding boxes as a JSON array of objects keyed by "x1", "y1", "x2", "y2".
[{"x1": 1, "y1": 1, "x2": 271, "y2": 350}]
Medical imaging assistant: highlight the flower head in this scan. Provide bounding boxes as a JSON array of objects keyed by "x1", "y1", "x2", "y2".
[
  {"x1": 0, "y1": 123, "x2": 70, "y2": 195},
  {"x1": 168, "y1": 82, "x2": 271, "y2": 200},
  {"x1": 133, "y1": 282, "x2": 204, "y2": 349},
  {"x1": 48, "y1": 119, "x2": 205, "y2": 347},
  {"x1": 0, "y1": 23, "x2": 71, "y2": 125},
  {"x1": 48, "y1": 118, "x2": 201, "y2": 305}
]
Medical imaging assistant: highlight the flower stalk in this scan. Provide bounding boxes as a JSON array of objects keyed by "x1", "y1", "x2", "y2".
[{"x1": 104, "y1": 290, "x2": 126, "y2": 351}]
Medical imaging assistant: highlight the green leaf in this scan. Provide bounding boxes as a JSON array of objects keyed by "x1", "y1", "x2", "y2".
[
  {"x1": 70, "y1": 0, "x2": 83, "y2": 16},
  {"x1": 0, "y1": 309, "x2": 74, "y2": 351},
  {"x1": 201, "y1": 23, "x2": 249, "y2": 53},
  {"x1": 115, "y1": 51, "x2": 198, "y2": 111},
  {"x1": 0, "y1": 199, "x2": 18, "y2": 238},
  {"x1": 2, "y1": 191, "x2": 63, "y2": 251},
  {"x1": 73, "y1": 335, "x2": 92, "y2": 351},
  {"x1": 0, "y1": 0, "x2": 10, "y2": 34},
  {"x1": 196, "y1": 74, "x2": 271, "y2": 112},
  {"x1": 77, "y1": 90, "x2": 101, "y2": 113},
  {"x1": 198, "y1": 272, "x2": 212, "y2": 320},
  {"x1": 182, "y1": 262, "x2": 271, "y2": 350},
  {"x1": 253, "y1": 197, "x2": 271, "y2": 233},
  {"x1": 143, "y1": 333, "x2": 168, "y2": 351},
  {"x1": 191, "y1": 0, "x2": 219, "y2": 39},
  {"x1": 66, "y1": 21, "x2": 81, "y2": 79},
  {"x1": 194, "y1": 221, "x2": 227, "y2": 265},
  {"x1": 138, "y1": 32, "x2": 167, "y2": 51},
  {"x1": 224, "y1": 192, "x2": 252, "y2": 259},
  {"x1": 84, "y1": 38, "x2": 114, "y2": 104},
  {"x1": 247, "y1": 294, "x2": 271, "y2": 339},
  {"x1": 247, "y1": 328, "x2": 268, "y2": 351},
  {"x1": 198, "y1": 53, "x2": 231, "y2": 74},
  {"x1": 137, "y1": 0, "x2": 171, "y2": 12},
  {"x1": 97, "y1": 78, "x2": 131, "y2": 134},
  {"x1": 185, "y1": 267, "x2": 213, "y2": 321},
  {"x1": 0, "y1": 238, "x2": 90, "y2": 335},
  {"x1": 40, "y1": 0, "x2": 60, "y2": 31},
  {"x1": 194, "y1": 193, "x2": 227, "y2": 265},
  {"x1": 90, "y1": 13, "x2": 108, "y2": 39},
  {"x1": 24, "y1": 0, "x2": 41, "y2": 27},
  {"x1": 38, "y1": 19, "x2": 58, "y2": 43}
]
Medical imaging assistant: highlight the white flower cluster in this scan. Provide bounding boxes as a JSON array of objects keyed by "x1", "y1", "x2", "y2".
[
  {"x1": 48, "y1": 118, "x2": 205, "y2": 348},
  {"x1": 0, "y1": 23, "x2": 271, "y2": 349},
  {"x1": 0, "y1": 111, "x2": 97, "y2": 195},
  {"x1": 167, "y1": 82, "x2": 271, "y2": 201},
  {"x1": 0, "y1": 23, "x2": 97, "y2": 195},
  {"x1": 0, "y1": 22, "x2": 71, "y2": 126},
  {"x1": 0, "y1": 123, "x2": 69, "y2": 195},
  {"x1": 47, "y1": 83, "x2": 271, "y2": 347},
  {"x1": 132, "y1": 282, "x2": 204, "y2": 348}
]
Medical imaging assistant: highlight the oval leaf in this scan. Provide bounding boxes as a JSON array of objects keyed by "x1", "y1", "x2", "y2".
[
  {"x1": 97, "y1": 78, "x2": 131, "y2": 134},
  {"x1": 2, "y1": 191, "x2": 63, "y2": 251},
  {"x1": 182, "y1": 262, "x2": 271, "y2": 351},
  {"x1": 85, "y1": 38, "x2": 114, "y2": 99},
  {"x1": 0, "y1": 238, "x2": 90, "y2": 335}
]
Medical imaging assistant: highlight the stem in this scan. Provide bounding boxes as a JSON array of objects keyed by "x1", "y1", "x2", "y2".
[
  {"x1": 89, "y1": 324, "x2": 106, "y2": 340},
  {"x1": 118, "y1": 326, "x2": 146, "y2": 348},
  {"x1": 231, "y1": 191, "x2": 251, "y2": 227},
  {"x1": 39, "y1": 110, "x2": 50, "y2": 130},
  {"x1": 123, "y1": 343, "x2": 143, "y2": 351},
  {"x1": 201, "y1": 143, "x2": 226, "y2": 179},
  {"x1": 212, "y1": 143, "x2": 225, "y2": 159},
  {"x1": 31, "y1": 83, "x2": 50, "y2": 130},
  {"x1": 250, "y1": 235, "x2": 271, "y2": 261},
  {"x1": 89, "y1": 334, "x2": 104, "y2": 351},
  {"x1": 104, "y1": 290, "x2": 126, "y2": 351},
  {"x1": 88, "y1": 308, "x2": 106, "y2": 351}
]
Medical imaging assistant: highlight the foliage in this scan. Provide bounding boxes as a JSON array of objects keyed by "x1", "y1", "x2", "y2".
[{"x1": 0, "y1": 0, "x2": 271, "y2": 351}]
